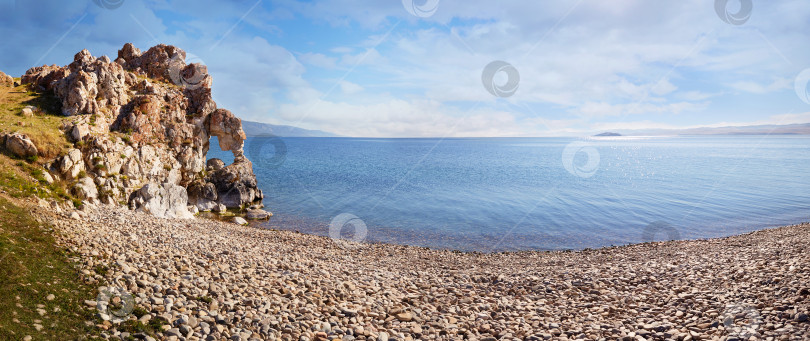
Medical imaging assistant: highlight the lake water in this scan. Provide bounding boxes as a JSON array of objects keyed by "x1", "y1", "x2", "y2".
[{"x1": 207, "y1": 136, "x2": 810, "y2": 252}]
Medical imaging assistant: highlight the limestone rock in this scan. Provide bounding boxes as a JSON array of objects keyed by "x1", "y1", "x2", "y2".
[
  {"x1": 196, "y1": 200, "x2": 218, "y2": 212},
  {"x1": 245, "y1": 209, "x2": 272, "y2": 220},
  {"x1": 19, "y1": 43, "x2": 265, "y2": 217},
  {"x1": 0, "y1": 70, "x2": 13, "y2": 87},
  {"x1": 129, "y1": 182, "x2": 194, "y2": 219},
  {"x1": 21, "y1": 65, "x2": 69, "y2": 91},
  {"x1": 57, "y1": 149, "x2": 86, "y2": 179},
  {"x1": 207, "y1": 109, "x2": 246, "y2": 155},
  {"x1": 206, "y1": 158, "x2": 225, "y2": 172},
  {"x1": 21, "y1": 106, "x2": 34, "y2": 117},
  {"x1": 41, "y1": 171, "x2": 54, "y2": 184},
  {"x1": 209, "y1": 159, "x2": 260, "y2": 208},
  {"x1": 2, "y1": 132, "x2": 38, "y2": 157},
  {"x1": 232, "y1": 217, "x2": 248, "y2": 225},
  {"x1": 187, "y1": 180, "x2": 217, "y2": 209},
  {"x1": 72, "y1": 177, "x2": 98, "y2": 201},
  {"x1": 70, "y1": 124, "x2": 90, "y2": 142}
]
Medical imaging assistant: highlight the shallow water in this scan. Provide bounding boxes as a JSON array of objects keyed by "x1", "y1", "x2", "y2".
[{"x1": 208, "y1": 135, "x2": 810, "y2": 252}]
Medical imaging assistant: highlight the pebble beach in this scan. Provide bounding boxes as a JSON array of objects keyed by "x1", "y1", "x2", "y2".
[{"x1": 40, "y1": 203, "x2": 810, "y2": 341}]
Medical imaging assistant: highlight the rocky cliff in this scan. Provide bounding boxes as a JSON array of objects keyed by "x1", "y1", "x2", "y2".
[{"x1": 17, "y1": 43, "x2": 264, "y2": 218}]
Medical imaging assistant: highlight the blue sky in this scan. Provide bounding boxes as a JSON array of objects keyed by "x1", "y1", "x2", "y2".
[{"x1": 1, "y1": 0, "x2": 810, "y2": 137}]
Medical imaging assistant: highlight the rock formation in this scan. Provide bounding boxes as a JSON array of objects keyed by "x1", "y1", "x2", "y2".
[
  {"x1": 1, "y1": 132, "x2": 38, "y2": 158},
  {"x1": 20, "y1": 43, "x2": 263, "y2": 218},
  {"x1": 0, "y1": 70, "x2": 13, "y2": 87}
]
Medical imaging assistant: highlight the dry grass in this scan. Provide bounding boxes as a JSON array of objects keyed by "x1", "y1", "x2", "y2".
[{"x1": 0, "y1": 83, "x2": 73, "y2": 160}]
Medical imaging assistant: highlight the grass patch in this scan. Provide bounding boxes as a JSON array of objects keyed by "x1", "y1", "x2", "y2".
[
  {"x1": 0, "y1": 196, "x2": 100, "y2": 340},
  {"x1": 115, "y1": 315, "x2": 167, "y2": 338},
  {"x1": 0, "y1": 154, "x2": 73, "y2": 202},
  {"x1": 0, "y1": 148, "x2": 96, "y2": 339},
  {"x1": 92, "y1": 264, "x2": 108, "y2": 277},
  {"x1": 0, "y1": 84, "x2": 71, "y2": 159}
]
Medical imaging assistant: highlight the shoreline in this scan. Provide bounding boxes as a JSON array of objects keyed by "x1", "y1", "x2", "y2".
[
  {"x1": 246, "y1": 212, "x2": 810, "y2": 254},
  {"x1": 36, "y1": 200, "x2": 809, "y2": 340}
]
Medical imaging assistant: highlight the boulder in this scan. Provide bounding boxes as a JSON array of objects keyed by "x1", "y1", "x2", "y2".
[
  {"x1": 209, "y1": 160, "x2": 260, "y2": 208},
  {"x1": 41, "y1": 171, "x2": 54, "y2": 184},
  {"x1": 187, "y1": 180, "x2": 217, "y2": 201},
  {"x1": 21, "y1": 64, "x2": 69, "y2": 91},
  {"x1": 72, "y1": 177, "x2": 98, "y2": 201},
  {"x1": 70, "y1": 124, "x2": 90, "y2": 142},
  {"x1": 129, "y1": 182, "x2": 194, "y2": 219},
  {"x1": 245, "y1": 209, "x2": 272, "y2": 220},
  {"x1": 21, "y1": 106, "x2": 34, "y2": 117},
  {"x1": 2, "y1": 133, "x2": 38, "y2": 157},
  {"x1": 194, "y1": 199, "x2": 218, "y2": 212},
  {"x1": 0, "y1": 71, "x2": 12, "y2": 87},
  {"x1": 57, "y1": 149, "x2": 86, "y2": 179},
  {"x1": 232, "y1": 217, "x2": 248, "y2": 225},
  {"x1": 117, "y1": 43, "x2": 142, "y2": 62},
  {"x1": 213, "y1": 203, "x2": 227, "y2": 213}
]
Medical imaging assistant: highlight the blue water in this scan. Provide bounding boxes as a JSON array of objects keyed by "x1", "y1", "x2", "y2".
[{"x1": 207, "y1": 136, "x2": 810, "y2": 252}]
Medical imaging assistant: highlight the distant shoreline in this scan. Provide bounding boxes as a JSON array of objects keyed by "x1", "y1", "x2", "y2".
[{"x1": 244, "y1": 133, "x2": 810, "y2": 138}]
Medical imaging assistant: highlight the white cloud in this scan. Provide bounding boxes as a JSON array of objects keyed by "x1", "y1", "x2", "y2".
[
  {"x1": 728, "y1": 77, "x2": 792, "y2": 94},
  {"x1": 339, "y1": 81, "x2": 363, "y2": 94},
  {"x1": 572, "y1": 101, "x2": 708, "y2": 119},
  {"x1": 271, "y1": 98, "x2": 528, "y2": 137},
  {"x1": 3, "y1": 0, "x2": 810, "y2": 137}
]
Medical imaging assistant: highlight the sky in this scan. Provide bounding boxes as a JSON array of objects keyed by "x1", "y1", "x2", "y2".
[{"x1": 1, "y1": 0, "x2": 810, "y2": 137}]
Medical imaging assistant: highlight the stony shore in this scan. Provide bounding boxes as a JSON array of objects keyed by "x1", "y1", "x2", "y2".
[{"x1": 36, "y1": 203, "x2": 810, "y2": 341}]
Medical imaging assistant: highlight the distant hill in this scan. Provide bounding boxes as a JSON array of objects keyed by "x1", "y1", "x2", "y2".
[
  {"x1": 605, "y1": 123, "x2": 810, "y2": 136},
  {"x1": 594, "y1": 132, "x2": 622, "y2": 137},
  {"x1": 242, "y1": 121, "x2": 339, "y2": 137}
]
